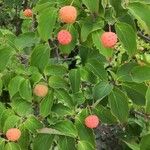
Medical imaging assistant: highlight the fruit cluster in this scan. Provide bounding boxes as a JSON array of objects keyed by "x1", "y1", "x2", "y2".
[
  {"x1": 23, "y1": 6, "x2": 118, "y2": 48},
  {"x1": 12, "y1": 3, "x2": 119, "y2": 143}
]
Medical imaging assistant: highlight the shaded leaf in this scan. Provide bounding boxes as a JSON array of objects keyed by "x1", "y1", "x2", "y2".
[
  {"x1": 109, "y1": 88, "x2": 129, "y2": 122},
  {"x1": 93, "y1": 81, "x2": 113, "y2": 101},
  {"x1": 33, "y1": 134, "x2": 54, "y2": 150},
  {"x1": 128, "y1": 2, "x2": 150, "y2": 34},
  {"x1": 115, "y1": 22, "x2": 137, "y2": 56},
  {"x1": 69, "y1": 69, "x2": 81, "y2": 93}
]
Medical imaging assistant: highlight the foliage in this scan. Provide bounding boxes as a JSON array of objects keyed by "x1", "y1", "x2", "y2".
[{"x1": 0, "y1": 0, "x2": 150, "y2": 149}]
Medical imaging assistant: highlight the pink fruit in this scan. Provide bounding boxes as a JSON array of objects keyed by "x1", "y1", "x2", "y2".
[
  {"x1": 101, "y1": 32, "x2": 118, "y2": 48},
  {"x1": 23, "y1": 9, "x2": 33, "y2": 17},
  {"x1": 85, "y1": 115, "x2": 99, "y2": 129},
  {"x1": 6, "y1": 128, "x2": 21, "y2": 141},
  {"x1": 59, "y1": 6, "x2": 77, "y2": 24},
  {"x1": 33, "y1": 84, "x2": 48, "y2": 97},
  {"x1": 57, "y1": 30, "x2": 72, "y2": 45}
]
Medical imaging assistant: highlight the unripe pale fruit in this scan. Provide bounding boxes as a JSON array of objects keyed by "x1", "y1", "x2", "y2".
[
  {"x1": 59, "y1": 6, "x2": 77, "y2": 23},
  {"x1": 33, "y1": 84, "x2": 48, "y2": 97},
  {"x1": 101, "y1": 32, "x2": 118, "y2": 48},
  {"x1": 57, "y1": 30, "x2": 72, "y2": 45},
  {"x1": 85, "y1": 115, "x2": 99, "y2": 129},
  {"x1": 23, "y1": 9, "x2": 33, "y2": 17},
  {"x1": 6, "y1": 128, "x2": 21, "y2": 141}
]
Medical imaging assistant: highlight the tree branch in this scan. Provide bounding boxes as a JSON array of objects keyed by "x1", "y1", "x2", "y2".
[{"x1": 138, "y1": 31, "x2": 150, "y2": 43}]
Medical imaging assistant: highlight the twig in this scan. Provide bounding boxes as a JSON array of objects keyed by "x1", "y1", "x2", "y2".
[
  {"x1": 138, "y1": 31, "x2": 150, "y2": 43},
  {"x1": 48, "y1": 39, "x2": 60, "y2": 62},
  {"x1": 131, "y1": 110, "x2": 150, "y2": 120}
]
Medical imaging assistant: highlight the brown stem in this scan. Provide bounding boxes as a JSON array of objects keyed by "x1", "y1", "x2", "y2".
[
  {"x1": 131, "y1": 110, "x2": 150, "y2": 120},
  {"x1": 138, "y1": 31, "x2": 150, "y2": 43},
  {"x1": 48, "y1": 39, "x2": 60, "y2": 62}
]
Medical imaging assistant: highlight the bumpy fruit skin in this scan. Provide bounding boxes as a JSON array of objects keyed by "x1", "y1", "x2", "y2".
[
  {"x1": 101, "y1": 32, "x2": 118, "y2": 48},
  {"x1": 57, "y1": 30, "x2": 72, "y2": 45},
  {"x1": 23, "y1": 9, "x2": 33, "y2": 17},
  {"x1": 59, "y1": 6, "x2": 77, "y2": 23},
  {"x1": 6, "y1": 128, "x2": 21, "y2": 142},
  {"x1": 85, "y1": 115, "x2": 99, "y2": 129},
  {"x1": 33, "y1": 84, "x2": 48, "y2": 97}
]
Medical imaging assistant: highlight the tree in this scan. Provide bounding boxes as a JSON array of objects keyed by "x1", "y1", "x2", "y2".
[{"x1": 0, "y1": 0, "x2": 150, "y2": 149}]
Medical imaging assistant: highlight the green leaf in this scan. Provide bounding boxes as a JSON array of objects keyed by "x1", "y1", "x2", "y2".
[
  {"x1": 93, "y1": 81, "x2": 113, "y2": 101},
  {"x1": 52, "y1": 120, "x2": 78, "y2": 138},
  {"x1": 24, "y1": 116, "x2": 43, "y2": 133},
  {"x1": 140, "y1": 134, "x2": 150, "y2": 150},
  {"x1": 75, "y1": 109, "x2": 96, "y2": 149},
  {"x1": 37, "y1": 7, "x2": 57, "y2": 41},
  {"x1": 145, "y1": 87, "x2": 150, "y2": 113},
  {"x1": 40, "y1": 91, "x2": 54, "y2": 117},
  {"x1": 3, "y1": 115, "x2": 20, "y2": 133},
  {"x1": 79, "y1": 46, "x2": 91, "y2": 66},
  {"x1": 0, "y1": 137, "x2": 5, "y2": 150},
  {"x1": 49, "y1": 76, "x2": 68, "y2": 89},
  {"x1": 131, "y1": 66, "x2": 150, "y2": 83},
  {"x1": 30, "y1": 45, "x2": 50, "y2": 72},
  {"x1": 0, "y1": 78, "x2": 2, "y2": 95},
  {"x1": 93, "y1": 105, "x2": 117, "y2": 124},
  {"x1": 54, "y1": 89, "x2": 74, "y2": 107},
  {"x1": 108, "y1": 88, "x2": 129, "y2": 123},
  {"x1": 115, "y1": 22, "x2": 137, "y2": 56},
  {"x1": 52, "y1": 104, "x2": 74, "y2": 116},
  {"x1": 123, "y1": 82, "x2": 147, "y2": 105},
  {"x1": 69, "y1": 69, "x2": 81, "y2": 93},
  {"x1": 44, "y1": 64, "x2": 67, "y2": 76},
  {"x1": 86, "y1": 59, "x2": 108, "y2": 80},
  {"x1": 124, "y1": 141, "x2": 140, "y2": 150},
  {"x1": 128, "y1": 2, "x2": 150, "y2": 34},
  {"x1": 92, "y1": 30, "x2": 113, "y2": 58},
  {"x1": 58, "y1": 136, "x2": 76, "y2": 150},
  {"x1": 82, "y1": 0, "x2": 99, "y2": 13},
  {"x1": 117, "y1": 62, "x2": 138, "y2": 82},
  {"x1": 0, "y1": 109, "x2": 14, "y2": 130},
  {"x1": 33, "y1": 134, "x2": 54, "y2": 150},
  {"x1": 110, "y1": 0, "x2": 126, "y2": 17},
  {"x1": 18, "y1": 128, "x2": 30, "y2": 150},
  {"x1": 5, "y1": 142, "x2": 21, "y2": 150},
  {"x1": 80, "y1": 17, "x2": 93, "y2": 42},
  {"x1": 0, "y1": 102, "x2": 5, "y2": 111},
  {"x1": 77, "y1": 141, "x2": 95, "y2": 150},
  {"x1": 11, "y1": 99, "x2": 33, "y2": 116},
  {"x1": 80, "y1": 17, "x2": 103, "y2": 42},
  {"x1": 72, "y1": 91, "x2": 85, "y2": 105},
  {"x1": 80, "y1": 67, "x2": 98, "y2": 84},
  {"x1": 38, "y1": 128, "x2": 68, "y2": 136},
  {"x1": 8, "y1": 76, "x2": 24, "y2": 98},
  {"x1": 19, "y1": 79, "x2": 32, "y2": 102},
  {"x1": 0, "y1": 47, "x2": 13, "y2": 71},
  {"x1": 15, "y1": 32, "x2": 39, "y2": 49}
]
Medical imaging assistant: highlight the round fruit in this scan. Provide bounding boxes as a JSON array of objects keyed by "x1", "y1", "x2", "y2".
[
  {"x1": 57, "y1": 30, "x2": 72, "y2": 45},
  {"x1": 85, "y1": 115, "x2": 99, "y2": 129},
  {"x1": 6, "y1": 128, "x2": 21, "y2": 141},
  {"x1": 59, "y1": 6, "x2": 77, "y2": 23},
  {"x1": 33, "y1": 84, "x2": 48, "y2": 97},
  {"x1": 101, "y1": 32, "x2": 118, "y2": 48},
  {"x1": 23, "y1": 9, "x2": 33, "y2": 17}
]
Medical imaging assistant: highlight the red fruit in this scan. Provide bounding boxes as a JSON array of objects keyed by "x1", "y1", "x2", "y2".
[
  {"x1": 59, "y1": 6, "x2": 77, "y2": 24},
  {"x1": 101, "y1": 32, "x2": 118, "y2": 48},
  {"x1": 33, "y1": 84, "x2": 48, "y2": 97},
  {"x1": 57, "y1": 30, "x2": 72, "y2": 45},
  {"x1": 85, "y1": 115, "x2": 99, "y2": 129},
  {"x1": 23, "y1": 9, "x2": 33, "y2": 17},
  {"x1": 6, "y1": 128, "x2": 21, "y2": 141}
]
